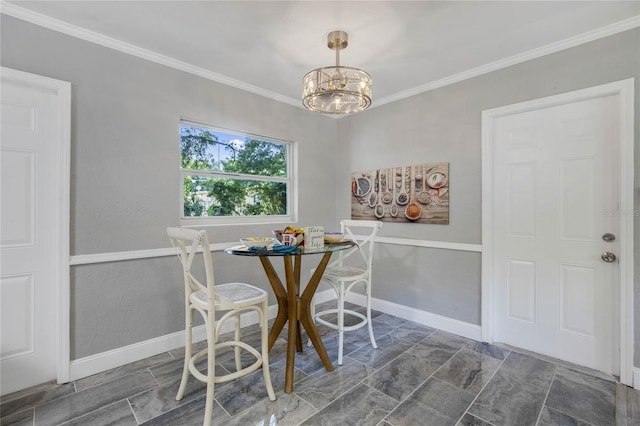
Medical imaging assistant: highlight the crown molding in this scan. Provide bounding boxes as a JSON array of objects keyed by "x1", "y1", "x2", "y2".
[
  {"x1": 0, "y1": 1, "x2": 301, "y2": 108},
  {"x1": 373, "y1": 14, "x2": 640, "y2": 108},
  {"x1": 2, "y1": 2, "x2": 638, "y2": 112}
]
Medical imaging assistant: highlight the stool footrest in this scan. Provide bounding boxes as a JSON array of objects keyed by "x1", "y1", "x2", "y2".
[
  {"x1": 314, "y1": 308, "x2": 368, "y2": 332},
  {"x1": 188, "y1": 341, "x2": 263, "y2": 384}
]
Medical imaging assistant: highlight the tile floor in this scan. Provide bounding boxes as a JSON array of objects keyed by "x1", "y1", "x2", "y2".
[{"x1": 2, "y1": 302, "x2": 639, "y2": 426}]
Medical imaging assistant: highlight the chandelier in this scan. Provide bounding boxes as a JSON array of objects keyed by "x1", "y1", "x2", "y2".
[{"x1": 303, "y1": 31, "x2": 372, "y2": 115}]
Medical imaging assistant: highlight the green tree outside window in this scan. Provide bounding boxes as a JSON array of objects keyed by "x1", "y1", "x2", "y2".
[{"x1": 180, "y1": 125, "x2": 289, "y2": 218}]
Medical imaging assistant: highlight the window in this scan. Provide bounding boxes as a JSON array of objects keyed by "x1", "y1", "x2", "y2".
[{"x1": 180, "y1": 122, "x2": 293, "y2": 224}]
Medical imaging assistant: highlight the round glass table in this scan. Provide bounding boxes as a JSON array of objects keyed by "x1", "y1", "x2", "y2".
[{"x1": 225, "y1": 241, "x2": 356, "y2": 393}]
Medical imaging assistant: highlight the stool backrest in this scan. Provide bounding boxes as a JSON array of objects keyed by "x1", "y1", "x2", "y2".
[
  {"x1": 167, "y1": 227, "x2": 215, "y2": 304},
  {"x1": 336, "y1": 220, "x2": 382, "y2": 272}
]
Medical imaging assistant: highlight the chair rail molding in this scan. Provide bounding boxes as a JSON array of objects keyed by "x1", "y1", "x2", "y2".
[
  {"x1": 375, "y1": 236, "x2": 481, "y2": 252},
  {"x1": 69, "y1": 238, "x2": 481, "y2": 266}
]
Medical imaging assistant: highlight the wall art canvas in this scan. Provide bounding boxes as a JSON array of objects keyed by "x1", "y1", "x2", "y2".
[{"x1": 351, "y1": 163, "x2": 449, "y2": 224}]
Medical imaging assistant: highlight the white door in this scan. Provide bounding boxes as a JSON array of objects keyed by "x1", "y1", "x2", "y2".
[
  {"x1": 1, "y1": 68, "x2": 70, "y2": 395},
  {"x1": 489, "y1": 93, "x2": 621, "y2": 375}
]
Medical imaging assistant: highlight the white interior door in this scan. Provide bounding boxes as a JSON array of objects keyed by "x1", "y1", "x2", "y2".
[
  {"x1": 488, "y1": 92, "x2": 621, "y2": 375},
  {"x1": 1, "y1": 68, "x2": 70, "y2": 395}
]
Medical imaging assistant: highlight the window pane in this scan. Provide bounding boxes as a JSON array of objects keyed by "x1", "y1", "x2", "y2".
[
  {"x1": 180, "y1": 123, "x2": 291, "y2": 221},
  {"x1": 183, "y1": 174, "x2": 287, "y2": 217},
  {"x1": 180, "y1": 125, "x2": 287, "y2": 177}
]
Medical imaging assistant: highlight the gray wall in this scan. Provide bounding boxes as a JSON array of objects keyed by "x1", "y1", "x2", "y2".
[
  {"x1": 1, "y1": 15, "x2": 338, "y2": 358},
  {"x1": 337, "y1": 28, "x2": 640, "y2": 361},
  {"x1": 2, "y1": 14, "x2": 639, "y2": 368}
]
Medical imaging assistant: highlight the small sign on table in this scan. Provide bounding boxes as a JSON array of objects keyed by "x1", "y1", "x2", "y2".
[{"x1": 305, "y1": 226, "x2": 325, "y2": 249}]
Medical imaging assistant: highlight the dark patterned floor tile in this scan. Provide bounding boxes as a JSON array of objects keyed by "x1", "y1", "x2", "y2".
[
  {"x1": 33, "y1": 371, "x2": 157, "y2": 426},
  {"x1": 537, "y1": 406, "x2": 595, "y2": 426},
  {"x1": 492, "y1": 343, "x2": 616, "y2": 384},
  {"x1": 392, "y1": 321, "x2": 437, "y2": 344},
  {"x1": 300, "y1": 383, "x2": 397, "y2": 426},
  {"x1": 3, "y1": 313, "x2": 633, "y2": 426},
  {"x1": 467, "y1": 353, "x2": 553, "y2": 426},
  {"x1": 138, "y1": 395, "x2": 227, "y2": 426},
  {"x1": 0, "y1": 408, "x2": 33, "y2": 426},
  {"x1": 372, "y1": 313, "x2": 409, "y2": 329},
  {"x1": 75, "y1": 352, "x2": 173, "y2": 391},
  {"x1": 295, "y1": 357, "x2": 373, "y2": 410},
  {"x1": 348, "y1": 334, "x2": 414, "y2": 370},
  {"x1": 457, "y1": 413, "x2": 494, "y2": 426},
  {"x1": 616, "y1": 382, "x2": 640, "y2": 426},
  {"x1": 385, "y1": 377, "x2": 475, "y2": 426},
  {"x1": 546, "y1": 367, "x2": 615, "y2": 426},
  {"x1": 434, "y1": 349, "x2": 502, "y2": 395},
  {"x1": 217, "y1": 393, "x2": 316, "y2": 426},
  {"x1": 213, "y1": 361, "x2": 291, "y2": 417},
  {"x1": 0, "y1": 381, "x2": 75, "y2": 418},
  {"x1": 498, "y1": 351, "x2": 556, "y2": 389},
  {"x1": 407, "y1": 330, "x2": 469, "y2": 365},
  {"x1": 464, "y1": 341, "x2": 510, "y2": 361},
  {"x1": 64, "y1": 399, "x2": 137, "y2": 426},
  {"x1": 168, "y1": 339, "x2": 208, "y2": 359},
  {"x1": 341, "y1": 321, "x2": 397, "y2": 349},
  {"x1": 128, "y1": 375, "x2": 208, "y2": 423},
  {"x1": 365, "y1": 352, "x2": 441, "y2": 402}
]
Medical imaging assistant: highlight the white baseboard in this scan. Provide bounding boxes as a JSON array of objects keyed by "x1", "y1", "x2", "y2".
[
  {"x1": 345, "y1": 292, "x2": 482, "y2": 341},
  {"x1": 69, "y1": 326, "x2": 205, "y2": 381},
  {"x1": 69, "y1": 304, "x2": 278, "y2": 381},
  {"x1": 633, "y1": 368, "x2": 640, "y2": 390},
  {"x1": 68, "y1": 291, "x2": 480, "y2": 381}
]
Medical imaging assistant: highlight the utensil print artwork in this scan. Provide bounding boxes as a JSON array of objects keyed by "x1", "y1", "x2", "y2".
[
  {"x1": 357, "y1": 176, "x2": 370, "y2": 197},
  {"x1": 405, "y1": 165, "x2": 422, "y2": 221},
  {"x1": 375, "y1": 174, "x2": 385, "y2": 219},
  {"x1": 390, "y1": 169, "x2": 399, "y2": 217},
  {"x1": 350, "y1": 162, "x2": 449, "y2": 224},
  {"x1": 427, "y1": 170, "x2": 447, "y2": 189},
  {"x1": 352, "y1": 173, "x2": 371, "y2": 198},
  {"x1": 396, "y1": 167, "x2": 409, "y2": 206},
  {"x1": 382, "y1": 169, "x2": 393, "y2": 204},
  {"x1": 417, "y1": 164, "x2": 431, "y2": 204},
  {"x1": 367, "y1": 171, "x2": 378, "y2": 208}
]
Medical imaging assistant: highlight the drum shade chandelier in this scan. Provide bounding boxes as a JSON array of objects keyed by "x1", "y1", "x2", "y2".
[{"x1": 303, "y1": 31, "x2": 372, "y2": 115}]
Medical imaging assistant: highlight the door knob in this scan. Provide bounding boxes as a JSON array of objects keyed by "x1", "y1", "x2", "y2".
[{"x1": 601, "y1": 252, "x2": 617, "y2": 263}]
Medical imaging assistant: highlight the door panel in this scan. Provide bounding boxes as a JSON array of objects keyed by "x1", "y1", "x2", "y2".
[
  {"x1": 560, "y1": 157, "x2": 595, "y2": 240},
  {"x1": 559, "y1": 264, "x2": 596, "y2": 336},
  {"x1": 492, "y1": 94, "x2": 619, "y2": 375},
  {"x1": 1, "y1": 149, "x2": 35, "y2": 246},
  {"x1": 506, "y1": 259, "x2": 536, "y2": 324},
  {"x1": 1, "y1": 72, "x2": 64, "y2": 394},
  {"x1": 1, "y1": 274, "x2": 35, "y2": 359},
  {"x1": 507, "y1": 162, "x2": 536, "y2": 237}
]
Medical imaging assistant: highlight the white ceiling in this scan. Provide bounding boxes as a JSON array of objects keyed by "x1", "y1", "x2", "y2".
[{"x1": 4, "y1": 1, "x2": 640, "y2": 109}]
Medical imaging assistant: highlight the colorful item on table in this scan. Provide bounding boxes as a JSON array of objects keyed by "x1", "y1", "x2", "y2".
[{"x1": 247, "y1": 244, "x2": 299, "y2": 254}]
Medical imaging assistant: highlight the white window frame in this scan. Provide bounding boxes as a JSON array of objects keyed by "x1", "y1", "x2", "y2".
[{"x1": 179, "y1": 120, "x2": 295, "y2": 226}]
